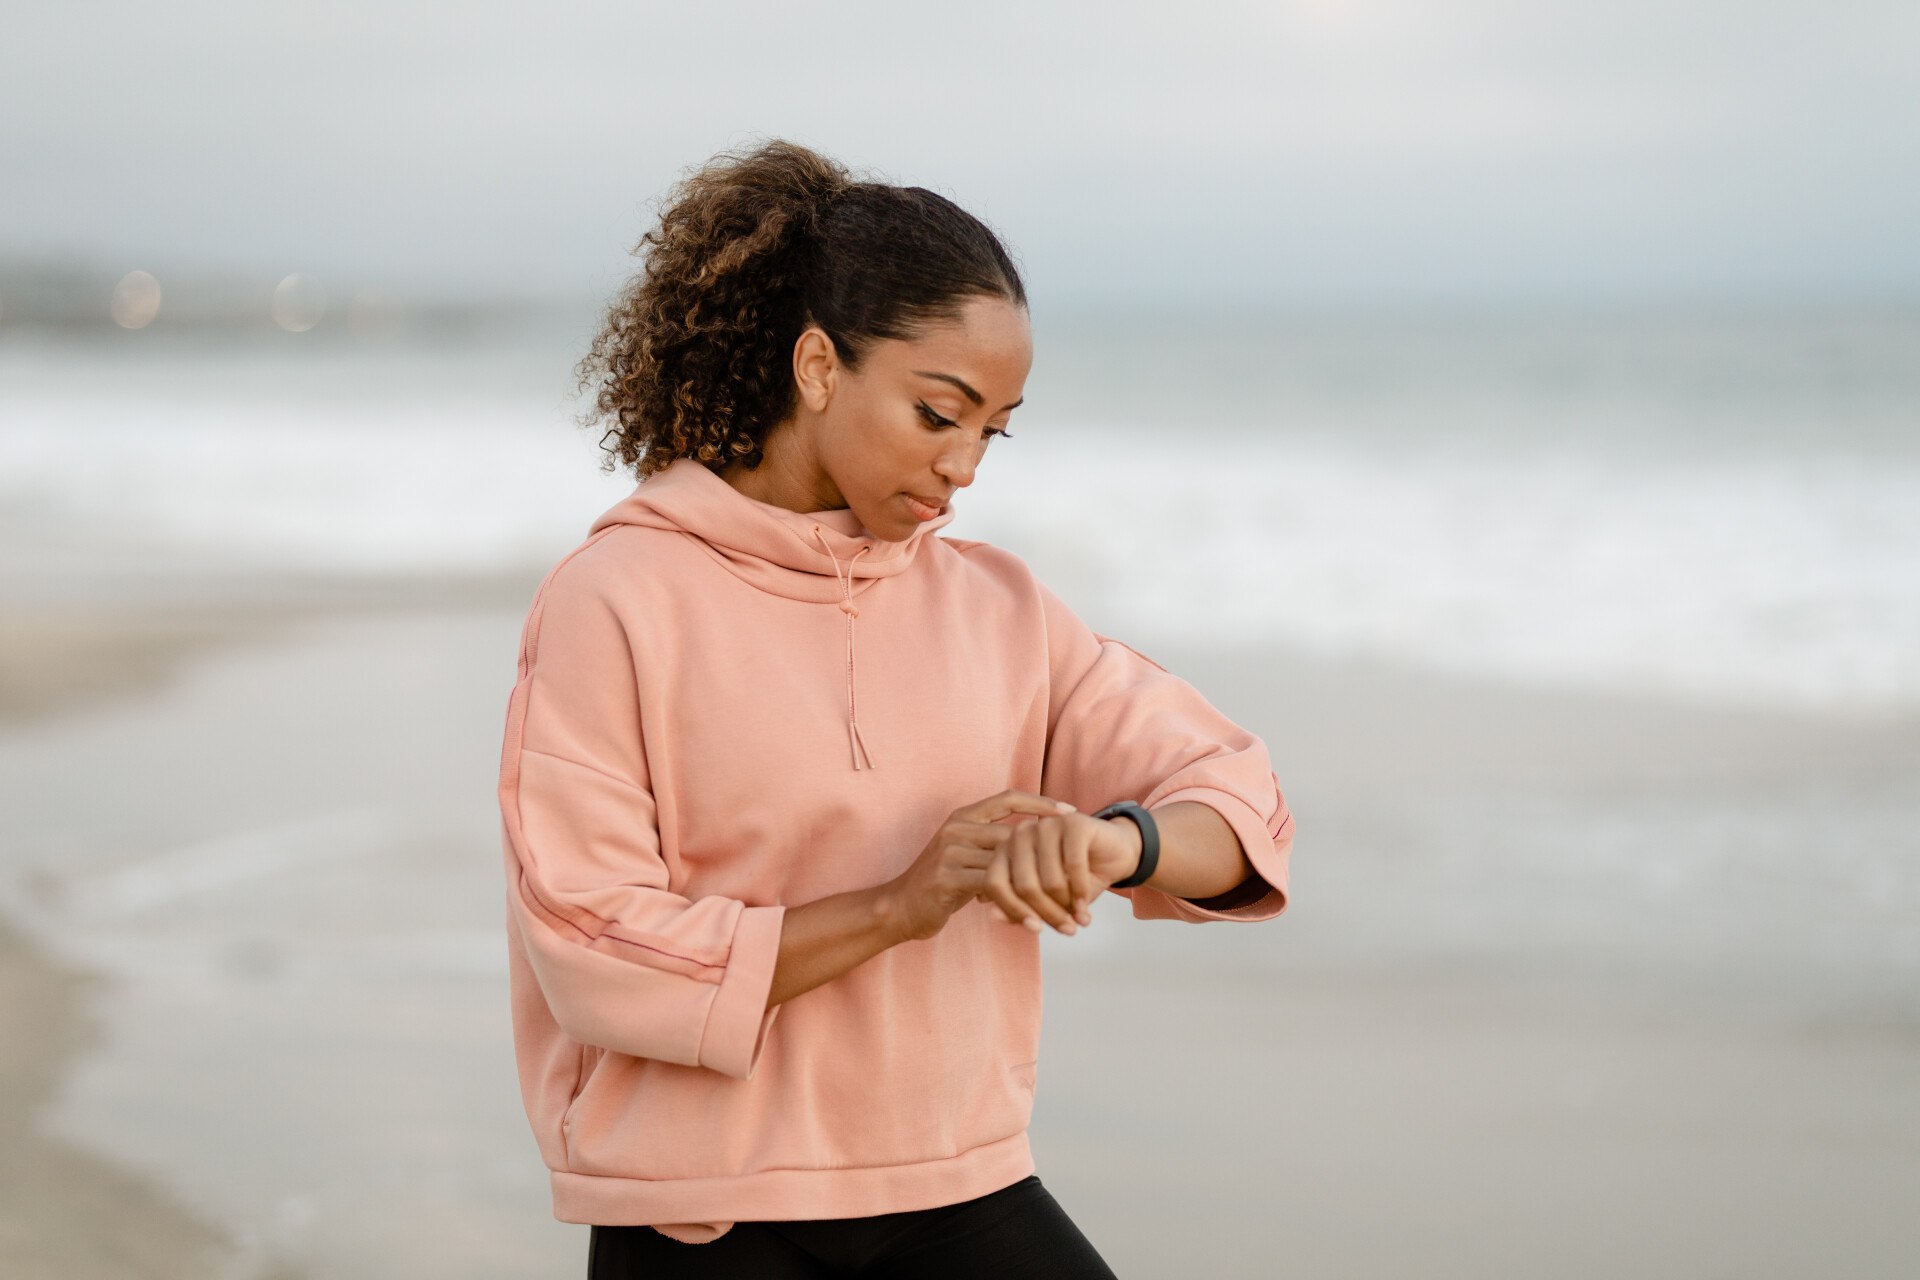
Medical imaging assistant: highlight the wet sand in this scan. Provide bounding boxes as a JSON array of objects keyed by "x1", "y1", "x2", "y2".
[
  {"x1": 0, "y1": 587, "x2": 296, "y2": 1279},
  {"x1": 0, "y1": 573, "x2": 529, "y2": 1280},
  {"x1": 0, "y1": 920, "x2": 272, "y2": 1280},
  {"x1": 1, "y1": 578, "x2": 1917, "y2": 1277}
]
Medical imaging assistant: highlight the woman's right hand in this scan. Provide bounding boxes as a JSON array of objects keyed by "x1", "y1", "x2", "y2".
[{"x1": 882, "y1": 790, "x2": 1078, "y2": 942}]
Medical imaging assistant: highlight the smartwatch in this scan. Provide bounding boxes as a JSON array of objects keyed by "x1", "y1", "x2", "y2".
[{"x1": 1092, "y1": 800, "x2": 1160, "y2": 888}]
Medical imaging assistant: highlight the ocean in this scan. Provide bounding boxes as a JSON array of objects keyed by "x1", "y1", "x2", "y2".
[{"x1": 6, "y1": 304, "x2": 1918, "y2": 716}]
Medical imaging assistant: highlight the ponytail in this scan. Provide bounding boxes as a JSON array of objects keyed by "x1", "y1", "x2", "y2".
[{"x1": 574, "y1": 137, "x2": 1025, "y2": 479}]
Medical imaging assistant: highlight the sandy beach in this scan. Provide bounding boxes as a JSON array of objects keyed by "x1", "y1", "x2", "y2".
[
  {"x1": 0, "y1": 586, "x2": 327, "y2": 1280},
  {"x1": 2, "y1": 577, "x2": 1916, "y2": 1278},
  {"x1": 0, "y1": 919, "x2": 268, "y2": 1280},
  {"x1": 0, "y1": 572, "x2": 540, "y2": 1279}
]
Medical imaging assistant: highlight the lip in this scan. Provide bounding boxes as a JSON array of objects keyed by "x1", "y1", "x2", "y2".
[{"x1": 902, "y1": 493, "x2": 948, "y2": 520}]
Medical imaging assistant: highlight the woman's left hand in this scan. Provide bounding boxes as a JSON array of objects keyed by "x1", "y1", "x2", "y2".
[{"x1": 975, "y1": 810, "x2": 1143, "y2": 935}]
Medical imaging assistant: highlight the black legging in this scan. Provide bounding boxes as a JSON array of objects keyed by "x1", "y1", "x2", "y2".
[{"x1": 587, "y1": 1174, "x2": 1118, "y2": 1278}]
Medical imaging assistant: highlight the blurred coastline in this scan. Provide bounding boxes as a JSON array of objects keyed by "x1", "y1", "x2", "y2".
[
  {"x1": 0, "y1": 567, "x2": 534, "y2": 1278},
  {"x1": 0, "y1": 916, "x2": 288, "y2": 1279},
  {"x1": 3, "y1": 303, "x2": 1918, "y2": 1276}
]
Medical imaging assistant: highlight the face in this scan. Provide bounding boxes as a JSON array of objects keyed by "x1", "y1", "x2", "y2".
[{"x1": 770, "y1": 294, "x2": 1033, "y2": 541}]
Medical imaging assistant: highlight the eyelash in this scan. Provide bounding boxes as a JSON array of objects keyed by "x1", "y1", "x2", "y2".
[{"x1": 917, "y1": 401, "x2": 1013, "y2": 440}]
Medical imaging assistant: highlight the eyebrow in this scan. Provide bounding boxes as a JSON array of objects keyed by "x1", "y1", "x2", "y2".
[{"x1": 911, "y1": 370, "x2": 1024, "y2": 413}]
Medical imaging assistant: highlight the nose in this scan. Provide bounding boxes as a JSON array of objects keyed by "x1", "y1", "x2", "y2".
[{"x1": 933, "y1": 438, "x2": 978, "y2": 490}]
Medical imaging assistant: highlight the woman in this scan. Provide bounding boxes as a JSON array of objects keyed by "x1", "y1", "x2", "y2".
[{"x1": 498, "y1": 138, "x2": 1296, "y2": 1278}]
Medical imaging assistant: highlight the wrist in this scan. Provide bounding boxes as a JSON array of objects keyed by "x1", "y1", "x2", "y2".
[
  {"x1": 868, "y1": 882, "x2": 930, "y2": 944},
  {"x1": 868, "y1": 883, "x2": 910, "y2": 943},
  {"x1": 1105, "y1": 816, "x2": 1144, "y2": 877},
  {"x1": 1094, "y1": 800, "x2": 1161, "y2": 889}
]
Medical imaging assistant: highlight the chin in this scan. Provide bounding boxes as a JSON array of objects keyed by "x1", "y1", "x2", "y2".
[{"x1": 853, "y1": 499, "x2": 910, "y2": 542}]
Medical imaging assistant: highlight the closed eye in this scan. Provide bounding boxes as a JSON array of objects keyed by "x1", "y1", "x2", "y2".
[{"x1": 916, "y1": 401, "x2": 1013, "y2": 440}]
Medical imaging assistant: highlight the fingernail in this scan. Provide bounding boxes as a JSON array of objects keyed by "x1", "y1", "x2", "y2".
[
  {"x1": 1061, "y1": 922, "x2": 1078, "y2": 935},
  {"x1": 1025, "y1": 917, "x2": 1043, "y2": 933},
  {"x1": 1055, "y1": 801, "x2": 1076, "y2": 811},
  {"x1": 1076, "y1": 910, "x2": 1091, "y2": 926}
]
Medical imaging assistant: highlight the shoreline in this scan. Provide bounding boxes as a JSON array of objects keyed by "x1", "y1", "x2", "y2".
[
  {"x1": 0, "y1": 567, "x2": 538, "y2": 725},
  {"x1": 0, "y1": 571, "x2": 534, "y2": 1279},
  {"x1": 0, "y1": 918, "x2": 285, "y2": 1279}
]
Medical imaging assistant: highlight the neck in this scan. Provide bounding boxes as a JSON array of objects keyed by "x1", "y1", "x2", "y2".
[{"x1": 719, "y1": 426, "x2": 843, "y2": 514}]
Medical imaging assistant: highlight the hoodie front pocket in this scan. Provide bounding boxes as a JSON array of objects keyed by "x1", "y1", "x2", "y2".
[{"x1": 561, "y1": 1044, "x2": 605, "y2": 1163}]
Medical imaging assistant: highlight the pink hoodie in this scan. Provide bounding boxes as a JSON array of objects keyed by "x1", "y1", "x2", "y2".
[{"x1": 497, "y1": 456, "x2": 1294, "y2": 1243}]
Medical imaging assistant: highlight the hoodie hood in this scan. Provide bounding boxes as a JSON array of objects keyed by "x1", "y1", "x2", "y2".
[
  {"x1": 589, "y1": 456, "x2": 959, "y2": 769},
  {"x1": 589, "y1": 456, "x2": 956, "y2": 604}
]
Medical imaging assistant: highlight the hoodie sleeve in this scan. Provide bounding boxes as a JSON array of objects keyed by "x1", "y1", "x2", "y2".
[
  {"x1": 1034, "y1": 577, "x2": 1294, "y2": 924},
  {"x1": 498, "y1": 552, "x2": 787, "y2": 1080}
]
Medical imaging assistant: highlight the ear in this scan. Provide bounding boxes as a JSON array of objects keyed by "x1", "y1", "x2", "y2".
[{"x1": 792, "y1": 325, "x2": 838, "y2": 413}]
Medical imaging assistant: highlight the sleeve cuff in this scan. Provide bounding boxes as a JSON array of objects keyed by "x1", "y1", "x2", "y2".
[
  {"x1": 696, "y1": 903, "x2": 788, "y2": 1080},
  {"x1": 1122, "y1": 784, "x2": 1292, "y2": 923}
]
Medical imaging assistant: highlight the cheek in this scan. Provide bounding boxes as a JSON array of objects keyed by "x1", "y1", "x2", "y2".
[
  {"x1": 823, "y1": 414, "x2": 914, "y2": 498},
  {"x1": 847, "y1": 416, "x2": 930, "y2": 478}
]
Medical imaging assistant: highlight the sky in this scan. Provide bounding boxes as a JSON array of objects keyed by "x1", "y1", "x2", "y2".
[{"x1": 5, "y1": 0, "x2": 1918, "y2": 310}]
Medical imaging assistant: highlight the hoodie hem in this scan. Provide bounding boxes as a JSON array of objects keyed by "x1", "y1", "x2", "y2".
[{"x1": 550, "y1": 1129, "x2": 1035, "y2": 1226}]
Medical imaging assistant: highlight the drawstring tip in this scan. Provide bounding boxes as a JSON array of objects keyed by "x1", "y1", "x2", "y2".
[{"x1": 848, "y1": 719, "x2": 874, "y2": 771}]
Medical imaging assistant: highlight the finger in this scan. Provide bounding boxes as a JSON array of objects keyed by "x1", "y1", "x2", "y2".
[
  {"x1": 941, "y1": 838, "x2": 1002, "y2": 872},
  {"x1": 1062, "y1": 821, "x2": 1096, "y2": 926},
  {"x1": 944, "y1": 819, "x2": 1021, "y2": 849},
  {"x1": 1034, "y1": 819, "x2": 1077, "y2": 918},
  {"x1": 1008, "y1": 825, "x2": 1075, "y2": 933},
  {"x1": 981, "y1": 852, "x2": 1035, "y2": 931},
  {"x1": 960, "y1": 790, "x2": 1078, "y2": 824},
  {"x1": 954, "y1": 866, "x2": 990, "y2": 896}
]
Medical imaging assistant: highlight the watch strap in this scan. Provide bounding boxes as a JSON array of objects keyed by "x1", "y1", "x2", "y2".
[{"x1": 1094, "y1": 800, "x2": 1160, "y2": 888}]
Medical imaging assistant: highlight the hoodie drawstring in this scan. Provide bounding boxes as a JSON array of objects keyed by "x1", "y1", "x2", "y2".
[{"x1": 812, "y1": 526, "x2": 876, "y2": 770}]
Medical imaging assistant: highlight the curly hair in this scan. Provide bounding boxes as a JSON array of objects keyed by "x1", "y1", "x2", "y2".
[{"x1": 573, "y1": 138, "x2": 1027, "y2": 479}]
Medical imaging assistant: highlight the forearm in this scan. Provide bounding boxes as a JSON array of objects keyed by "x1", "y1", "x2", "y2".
[
  {"x1": 1133, "y1": 801, "x2": 1257, "y2": 899},
  {"x1": 766, "y1": 885, "x2": 906, "y2": 1010}
]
